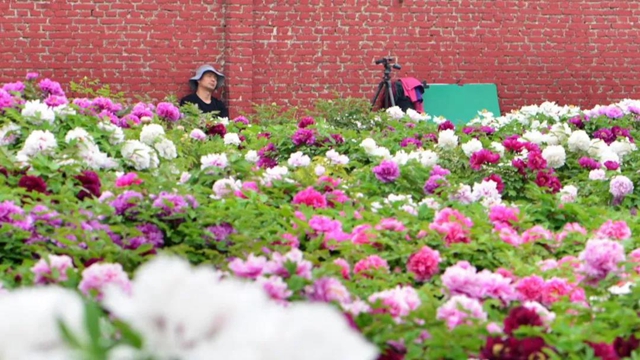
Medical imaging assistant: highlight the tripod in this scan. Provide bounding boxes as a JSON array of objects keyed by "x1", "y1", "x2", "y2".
[{"x1": 370, "y1": 57, "x2": 402, "y2": 111}]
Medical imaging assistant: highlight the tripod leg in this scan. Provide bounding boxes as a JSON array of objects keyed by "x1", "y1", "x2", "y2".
[
  {"x1": 386, "y1": 80, "x2": 396, "y2": 108},
  {"x1": 371, "y1": 81, "x2": 385, "y2": 110}
]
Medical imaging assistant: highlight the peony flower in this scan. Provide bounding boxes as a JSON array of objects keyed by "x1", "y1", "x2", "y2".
[
  {"x1": 18, "y1": 175, "x2": 48, "y2": 194},
  {"x1": 579, "y1": 238, "x2": 625, "y2": 280},
  {"x1": 0, "y1": 286, "x2": 85, "y2": 359},
  {"x1": 406, "y1": 246, "x2": 441, "y2": 282},
  {"x1": 436, "y1": 295, "x2": 487, "y2": 330},
  {"x1": 74, "y1": 170, "x2": 101, "y2": 200},
  {"x1": 373, "y1": 160, "x2": 400, "y2": 183},
  {"x1": 79, "y1": 262, "x2": 132, "y2": 300},
  {"x1": 190, "y1": 128, "x2": 207, "y2": 140},
  {"x1": 609, "y1": 175, "x2": 634, "y2": 199},
  {"x1": 31, "y1": 254, "x2": 75, "y2": 284},
  {"x1": 115, "y1": 172, "x2": 143, "y2": 187},
  {"x1": 156, "y1": 102, "x2": 181, "y2": 122},
  {"x1": 292, "y1": 186, "x2": 327, "y2": 208}
]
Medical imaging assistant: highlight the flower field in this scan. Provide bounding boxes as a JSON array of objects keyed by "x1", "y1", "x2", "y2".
[{"x1": 1, "y1": 75, "x2": 640, "y2": 359}]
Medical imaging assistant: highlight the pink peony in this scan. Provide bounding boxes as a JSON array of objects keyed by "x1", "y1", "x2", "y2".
[
  {"x1": 31, "y1": 254, "x2": 74, "y2": 284},
  {"x1": 429, "y1": 208, "x2": 474, "y2": 245},
  {"x1": 333, "y1": 258, "x2": 351, "y2": 279},
  {"x1": 308, "y1": 215, "x2": 342, "y2": 233},
  {"x1": 292, "y1": 186, "x2": 327, "y2": 209},
  {"x1": 256, "y1": 275, "x2": 292, "y2": 303},
  {"x1": 351, "y1": 224, "x2": 375, "y2": 245},
  {"x1": 156, "y1": 102, "x2": 181, "y2": 122},
  {"x1": 406, "y1": 246, "x2": 441, "y2": 282},
  {"x1": 475, "y1": 270, "x2": 517, "y2": 304},
  {"x1": 521, "y1": 225, "x2": 554, "y2": 244},
  {"x1": 78, "y1": 263, "x2": 131, "y2": 300},
  {"x1": 556, "y1": 222, "x2": 588, "y2": 243},
  {"x1": 368, "y1": 285, "x2": 421, "y2": 321},
  {"x1": 265, "y1": 248, "x2": 313, "y2": 279},
  {"x1": 436, "y1": 295, "x2": 487, "y2": 330},
  {"x1": 354, "y1": 255, "x2": 389, "y2": 276},
  {"x1": 305, "y1": 277, "x2": 352, "y2": 304},
  {"x1": 375, "y1": 218, "x2": 406, "y2": 232},
  {"x1": 609, "y1": 175, "x2": 634, "y2": 199},
  {"x1": 228, "y1": 254, "x2": 268, "y2": 279},
  {"x1": 515, "y1": 275, "x2": 546, "y2": 302},
  {"x1": 441, "y1": 261, "x2": 483, "y2": 298},
  {"x1": 115, "y1": 172, "x2": 143, "y2": 187},
  {"x1": 489, "y1": 205, "x2": 520, "y2": 227},
  {"x1": 595, "y1": 220, "x2": 631, "y2": 240},
  {"x1": 497, "y1": 225, "x2": 523, "y2": 246},
  {"x1": 579, "y1": 238, "x2": 626, "y2": 280},
  {"x1": 372, "y1": 160, "x2": 401, "y2": 183},
  {"x1": 190, "y1": 128, "x2": 207, "y2": 140}
]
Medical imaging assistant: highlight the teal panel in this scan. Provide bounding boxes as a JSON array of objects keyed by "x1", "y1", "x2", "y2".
[{"x1": 422, "y1": 84, "x2": 501, "y2": 125}]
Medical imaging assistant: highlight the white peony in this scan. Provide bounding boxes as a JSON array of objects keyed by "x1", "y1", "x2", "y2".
[
  {"x1": 201, "y1": 153, "x2": 229, "y2": 170},
  {"x1": 522, "y1": 130, "x2": 546, "y2": 145},
  {"x1": 97, "y1": 121, "x2": 125, "y2": 145},
  {"x1": 567, "y1": 130, "x2": 591, "y2": 152},
  {"x1": 52, "y1": 104, "x2": 76, "y2": 119},
  {"x1": 386, "y1": 106, "x2": 404, "y2": 120},
  {"x1": 588, "y1": 139, "x2": 609, "y2": 158},
  {"x1": 406, "y1": 108, "x2": 430, "y2": 122},
  {"x1": 559, "y1": 185, "x2": 578, "y2": 203},
  {"x1": 154, "y1": 138, "x2": 177, "y2": 160},
  {"x1": 21, "y1": 100, "x2": 55, "y2": 125},
  {"x1": 461, "y1": 138, "x2": 483, "y2": 157},
  {"x1": 223, "y1": 133, "x2": 242, "y2": 146},
  {"x1": 64, "y1": 127, "x2": 93, "y2": 144},
  {"x1": 262, "y1": 165, "x2": 290, "y2": 184},
  {"x1": 437, "y1": 129, "x2": 458, "y2": 150},
  {"x1": 139, "y1": 124, "x2": 166, "y2": 145},
  {"x1": 287, "y1": 151, "x2": 311, "y2": 167},
  {"x1": 360, "y1": 138, "x2": 377, "y2": 154},
  {"x1": 0, "y1": 122, "x2": 21, "y2": 146},
  {"x1": 541, "y1": 145, "x2": 566, "y2": 168},
  {"x1": 392, "y1": 150, "x2": 411, "y2": 166},
  {"x1": 370, "y1": 146, "x2": 391, "y2": 159},
  {"x1": 102, "y1": 256, "x2": 378, "y2": 360},
  {"x1": 326, "y1": 149, "x2": 349, "y2": 165},
  {"x1": 245, "y1": 150, "x2": 259, "y2": 163},
  {"x1": 121, "y1": 140, "x2": 159, "y2": 170},
  {"x1": 490, "y1": 142, "x2": 505, "y2": 157},
  {"x1": 415, "y1": 150, "x2": 438, "y2": 167},
  {"x1": 16, "y1": 129, "x2": 58, "y2": 162},
  {"x1": 0, "y1": 286, "x2": 85, "y2": 360},
  {"x1": 609, "y1": 138, "x2": 636, "y2": 159},
  {"x1": 598, "y1": 151, "x2": 620, "y2": 165},
  {"x1": 212, "y1": 178, "x2": 242, "y2": 199},
  {"x1": 589, "y1": 169, "x2": 606, "y2": 181}
]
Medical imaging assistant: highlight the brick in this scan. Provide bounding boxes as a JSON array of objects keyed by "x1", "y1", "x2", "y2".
[{"x1": 1, "y1": 0, "x2": 640, "y2": 115}]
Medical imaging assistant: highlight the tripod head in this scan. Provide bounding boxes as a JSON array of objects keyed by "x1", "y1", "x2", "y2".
[{"x1": 374, "y1": 57, "x2": 401, "y2": 81}]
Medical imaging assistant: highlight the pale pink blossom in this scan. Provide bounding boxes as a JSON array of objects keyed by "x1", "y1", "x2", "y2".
[
  {"x1": 368, "y1": 285, "x2": 421, "y2": 321},
  {"x1": 78, "y1": 263, "x2": 131, "y2": 300},
  {"x1": 436, "y1": 295, "x2": 487, "y2": 330},
  {"x1": 228, "y1": 254, "x2": 268, "y2": 279},
  {"x1": 31, "y1": 254, "x2": 74, "y2": 284},
  {"x1": 595, "y1": 220, "x2": 631, "y2": 240}
]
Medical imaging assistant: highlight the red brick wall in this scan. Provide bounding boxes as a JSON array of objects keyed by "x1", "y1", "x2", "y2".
[
  {"x1": 2, "y1": 0, "x2": 640, "y2": 119},
  {"x1": 0, "y1": 0, "x2": 225, "y2": 102}
]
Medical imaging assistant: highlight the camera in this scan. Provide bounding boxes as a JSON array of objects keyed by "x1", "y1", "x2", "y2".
[{"x1": 374, "y1": 57, "x2": 402, "y2": 70}]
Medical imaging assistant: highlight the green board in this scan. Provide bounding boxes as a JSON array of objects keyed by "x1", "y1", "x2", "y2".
[{"x1": 422, "y1": 83, "x2": 501, "y2": 126}]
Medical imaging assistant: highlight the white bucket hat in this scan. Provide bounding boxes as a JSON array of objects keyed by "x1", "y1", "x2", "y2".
[{"x1": 189, "y1": 64, "x2": 225, "y2": 90}]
